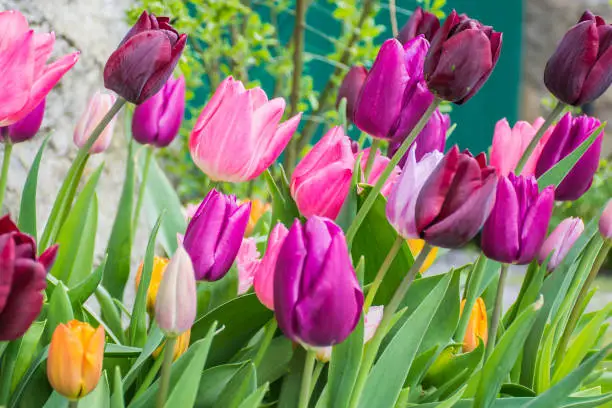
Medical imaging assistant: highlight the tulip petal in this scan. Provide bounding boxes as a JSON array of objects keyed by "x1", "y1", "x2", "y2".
[
  {"x1": 33, "y1": 32, "x2": 55, "y2": 79},
  {"x1": 47, "y1": 324, "x2": 86, "y2": 399},
  {"x1": 39, "y1": 244, "x2": 59, "y2": 271},
  {"x1": 0, "y1": 31, "x2": 35, "y2": 124},
  {"x1": 254, "y1": 223, "x2": 289, "y2": 310},
  {"x1": 81, "y1": 326, "x2": 105, "y2": 396},
  {"x1": 0, "y1": 10, "x2": 29, "y2": 51},
  {"x1": 579, "y1": 38, "x2": 612, "y2": 104},
  {"x1": 516, "y1": 186, "x2": 554, "y2": 264},
  {"x1": 209, "y1": 203, "x2": 251, "y2": 281},
  {"x1": 456, "y1": 31, "x2": 502, "y2": 104},
  {"x1": 481, "y1": 177, "x2": 520, "y2": 263},
  {"x1": 301, "y1": 217, "x2": 334, "y2": 293},
  {"x1": 0, "y1": 237, "x2": 15, "y2": 314}
]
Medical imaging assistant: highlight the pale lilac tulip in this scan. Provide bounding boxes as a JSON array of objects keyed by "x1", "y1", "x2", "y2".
[
  {"x1": 73, "y1": 92, "x2": 118, "y2": 154},
  {"x1": 538, "y1": 217, "x2": 585, "y2": 270},
  {"x1": 601, "y1": 200, "x2": 612, "y2": 240}
]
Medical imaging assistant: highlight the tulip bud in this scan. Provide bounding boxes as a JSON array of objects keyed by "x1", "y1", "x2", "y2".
[
  {"x1": 134, "y1": 256, "x2": 170, "y2": 314},
  {"x1": 236, "y1": 238, "x2": 261, "y2": 295},
  {"x1": 481, "y1": 174, "x2": 555, "y2": 264},
  {"x1": 544, "y1": 11, "x2": 612, "y2": 106},
  {"x1": 535, "y1": 112, "x2": 602, "y2": 201},
  {"x1": 153, "y1": 329, "x2": 191, "y2": 361},
  {"x1": 398, "y1": 7, "x2": 441, "y2": 43},
  {"x1": 104, "y1": 11, "x2": 187, "y2": 104},
  {"x1": 274, "y1": 217, "x2": 364, "y2": 347},
  {"x1": 291, "y1": 126, "x2": 355, "y2": 219},
  {"x1": 600, "y1": 200, "x2": 612, "y2": 240},
  {"x1": 73, "y1": 91, "x2": 118, "y2": 154},
  {"x1": 253, "y1": 223, "x2": 289, "y2": 310},
  {"x1": 357, "y1": 147, "x2": 401, "y2": 197},
  {"x1": 190, "y1": 76, "x2": 301, "y2": 182},
  {"x1": 132, "y1": 76, "x2": 185, "y2": 147},
  {"x1": 47, "y1": 320, "x2": 105, "y2": 400},
  {"x1": 154, "y1": 245, "x2": 197, "y2": 336},
  {"x1": 337, "y1": 66, "x2": 368, "y2": 122},
  {"x1": 244, "y1": 199, "x2": 271, "y2": 236},
  {"x1": 538, "y1": 217, "x2": 585, "y2": 270},
  {"x1": 424, "y1": 10, "x2": 502, "y2": 104},
  {"x1": 460, "y1": 298, "x2": 488, "y2": 353},
  {"x1": 407, "y1": 239, "x2": 439, "y2": 272},
  {"x1": 0, "y1": 99, "x2": 45, "y2": 144}
]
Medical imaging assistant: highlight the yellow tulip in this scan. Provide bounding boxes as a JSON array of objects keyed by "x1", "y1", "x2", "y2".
[
  {"x1": 135, "y1": 256, "x2": 170, "y2": 314},
  {"x1": 153, "y1": 329, "x2": 191, "y2": 361},
  {"x1": 407, "y1": 239, "x2": 438, "y2": 272},
  {"x1": 47, "y1": 320, "x2": 105, "y2": 400},
  {"x1": 460, "y1": 297, "x2": 488, "y2": 352},
  {"x1": 244, "y1": 199, "x2": 270, "y2": 236}
]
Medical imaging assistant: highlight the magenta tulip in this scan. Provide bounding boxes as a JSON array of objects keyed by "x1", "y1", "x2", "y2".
[
  {"x1": 0, "y1": 99, "x2": 45, "y2": 144},
  {"x1": 337, "y1": 66, "x2": 368, "y2": 122},
  {"x1": 538, "y1": 217, "x2": 584, "y2": 270},
  {"x1": 398, "y1": 7, "x2": 441, "y2": 43},
  {"x1": 253, "y1": 223, "x2": 289, "y2": 310},
  {"x1": 600, "y1": 200, "x2": 612, "y2": 240}
]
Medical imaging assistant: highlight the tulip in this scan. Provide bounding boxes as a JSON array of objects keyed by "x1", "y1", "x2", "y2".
[
  {"x1": 0, "y1": 215, "x2": 57, "y2": 341},
  {"x1": 460, "y1": 298, "x2": 488, "y2": 352},
  {"x1": 253, "y1": 223, "x2": 289, "y2": 310},
  {"x1": 490, "y1": 117, "x2": 555, "y2": 177},
  {"x1": 398, "y1": 7, "x2": 441, "y2": 43},
  {"x1": 535, "y1": 113, "x2": 602, "y2": 201},
  {"x1": 104, "y1": 11, "x2": 187, "y2": 104},
  {"x1": 600, "y1": 200, "x2": 612, "y2": 240},
  {"x1": 155, "y1": 245, "x2": 197, "y2": 336},
  {"x1": 482, "y1": 175, "x2": 555, "y2": 264},
  {"x1": 134, "y1": 256, "x2": 170, "y2": 314},
  {"x1": 0, "y1": 99, "x2": 45, "y2": 144},
  {"x1": 387, "y1": 108, "x2": 449, "y2": 167},
  {"x1": 244, "y1": 199, "x2": 271, "y2": 236},
  {"x1": 274, "y1": 217, "x2": 364, "y2": 347},
  {"x1": 153, "y1": 329, "x2": 191, "y2": 361},
  {"x1": 337, "y1": 66, "x2": 368, "y2": 122},
  {"x1": 236, "y1": 238, "x2": 261, "y2": 295},
  {"x1": 190, "y1": 76, "x2": 301, "y2": 182},
  {"x1": 538, "y1": 217, "x2": 585, "y2": 270},
  {"x1": 183, "y1": 189, "x2": 251, "y2": 281},
  {"x1": 0, "y1": 10, "x2": 79, "y2": 126},
  {"x1": 406, "y1": 239, "x2": 439, "y2": 272},
  {"x1": 291, "y1": 126, "x2": 355, "y2": 219},
  {"x1": 73, "y1": 91, "x2": 118, "y2": 154},
  {"x1": 544, "y1": 11, "x2": 612, "y2": 106},
  {"x1": 357, "y1": 147, "x2": 401, "y2": 197},
  {"x1": 354, "y1": 36, "x2": 437, "y2": 140},
  {"x1": 132, "y1": 76, "x2": 185, "y2": 147},
  {"x1": 424, "y1": 10, "x2": 502, "y2": 104},
  {"x1": 47, "y1": 320, "x2": 105, "y2": 400}
]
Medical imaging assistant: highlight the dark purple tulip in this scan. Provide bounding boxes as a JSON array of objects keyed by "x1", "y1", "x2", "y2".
[
  {"x1": 0, "y1": 215, "x2": 57, "y2": 341},
  {"x1": 398, "y1": 7, "x2": 441, "y2": 44},
  {"x1": 388, "y1": 108, "x2": 449, "y2": 167},
  {"x1": 535, "y1": 112, "x2": 602, "y2": 201},
  {"x1": 424, "y1": 10, "x2": 502, "y2": 104},
  {"x1": 544, "y1": 11, "x2": 612, "y2": 106},
  {"x1": 183, "y1": 189, "x2": 251, "y2": 281},
  {"x1": 414, "y1": 146, "x2": 498, "y2": 248},
  {"x1": 481, "y1": 174, "x2": 554, "y2": 264},
  {"x1": 0, "y1": 99, "x2": 45, "y2": 144},
  {"x1": 337, "y1": 66, "x2": 368, "y2": 123},
  {"x1": 274, "y1": 217, "x2": 363, "y2": 347},
  {"x1": 104, "y1": 11, "x2": 187, "y2": 104},
  {"x1": 132, "y1": 76, "x2": 185, "y2": 147}
]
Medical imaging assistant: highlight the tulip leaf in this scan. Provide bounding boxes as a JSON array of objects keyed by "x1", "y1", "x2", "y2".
[
  {"x1": 18, "y1": 134, "x2": 50, "y2": 241},
  {"x1": 500, "y1": 383, "x2": 537, "y2": 397},
  {"x1": 278, "y1": 347, "x2": 306, "y2": 408},
  {"x1": 215, "y1": 362, "x2": 257, "y2": 408},
  {"x1": 95, "y1": 286, "x2": 125, "y2": 345},
  {"x1": 81, "y1": 371, "x2": 111, "y2": 408},
  {"x1": 122, "y1": 325, "x2": 164, "y2": 390},
  {"x1": 68, "y1": 258, "x2": 105, "y2": 307},
  {"x1": 238, "y1": 383, "x2": 270, "y2": 408},
  {"x1": 232, "y1": 336, "x2": 294, "y2": 386},
  {"x1": 455, "y1": 254, "x2": 488, "y2": 341},
  {"x1": 7, "y1": 347, "x2": 50, "y2": 408},
  {"x1": 357, "y1": 272, "x2": 452, "y2": 408},
  {"x1": 264, "y1": 167, "x2": 301, "y2": 229},
  {"x1": 128, "y1": 212, "x2": 163, "y2": 348},
  {"x1": 10, "y1": 321, "x2": 45, "y2": 393},
  {"x1": 194, "y1": 363, "x2": 244, "y2": 407},
  {"x1": 45, "y1": 282, "x2": 74, "y2": 343},
  {"x1": 111, "y1": 367, "x2": 125, "y2": 408},
  {"x1": 141, "y1": 155, "x2": 186, "y2": 256},
  {"x1": 103, "y1": 140, "x2": 135, "y2": 300},
  {"x1": 537, "y1": 123, "x2": 605, "y2": 191},
  {"x1": 103, "y1": 344, "x2": 142, "y2": 357}
]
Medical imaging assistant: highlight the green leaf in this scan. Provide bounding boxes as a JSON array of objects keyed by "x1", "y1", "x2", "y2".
[
  {"x1": 10, "y1": 321, "x2": 45, "y2": 393},
  {"x1": 238, "y1": 383, "x2": 269, "y2": 408},
  {"x1": 194, "y1": 363, "x2": 244, "y2": 407},
  {"x1": 122, "y1": 325, "x2": 164, "y2": 389},
  {"x1": 45, "y1": 282, "x2": 74, "y2": 342},
  {"x1": 81, "y1": 371, "x2": 110, "y2": 408},
  {"x1": 8, "y1": 347, "x2": 50, "y2": 408},
  {"x1": 103, "y1": 140, "x2": 135, "y2": 299},
  {"x1": 264, "y1": 167, "x2": 300, "y2": 229},
  {"x1": 277, "y1": 348, "x2": 306, "y2": 408},
  {"x1": 456, "y1": 254, "x2": 488, "y2": 340},
  {"x1": 111, "y1": 367, "x2": 125, "y2": 408},
  {"x1": 501, "y1": 383, "x2": 536, "y2": 397},
  {"x1": 216, "y1": 362, "x2": 257, "y2": 408},
  {"x1": 104, "y1": 344, "x2": 142, "y2": 358},
  {"x1": 68, "y1": 259, "x2": 105, "y2": 307},
  {"x1": 95, "y1": 286, "x2": 125, "y2": 345},
  {"x1": 18, "y1": 135, "x2": 50, "y2": 240},
  {"x1": 423, "y1": 342, "x2": 484, "y2": 395},
  {"x1": 232, "y1": 336, "x2": 293, "y2": 386},
  {"x1": 535, "y1": 322, "x2": 556, "y2": 393}
]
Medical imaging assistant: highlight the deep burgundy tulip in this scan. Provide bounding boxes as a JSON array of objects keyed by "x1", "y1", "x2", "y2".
[
  {"x1": 183, "y1": 189, "x2": 251, "y2": 281},
  {"x1": 398, "y1": 7, "x2": 441, "y2": 44},
  {"x1": 0, "y1": 215, "x2": 57, "y2": 341},
  {"x1": 0, "y1": 99, "x2": 45, "y2": 144},
  {"x1": 424, "y1": 10, "x2": 502, "y2": 104},
  {"x1": 274, "y1": 217, "x2": 363, "y2": 347},
  {"x1": 337, "y1": 66, "x2": 368, "y2": 123},
  {"x1": 132, "y1": 76, "x2": 185, "y2": 147},
  {"x1": 535, "y1": 112, "x2": 602, "y2": 201},
  {"x1": 544, "y1": 11, "x2": 612, "y2": 106},
  {"x1": 481, "y1": 174, "x2": 554, "y2": 264},
  {"x1": 104, "y1": 11, "x2": 187, "y2": 104}
]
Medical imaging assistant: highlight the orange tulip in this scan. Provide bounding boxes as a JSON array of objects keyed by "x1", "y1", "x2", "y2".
[
  {"x1": 407, "y1": 239, "x2": 438, "y2": 272},
  {"x1": 47, "y1": 320, "x2": 105, "y2": 400},
  {"x1": 135, "y1": 256, "x2": 170, "y2": 314},
  {"x1": 460, "y1": 297, "x2": 488, "y2": 352},
  {"x1": 244, "y1": 199, "x2": 270, "y2": 236},
  {"x1": 153, "y1": 329, "x2": 191, "y2": 361}
]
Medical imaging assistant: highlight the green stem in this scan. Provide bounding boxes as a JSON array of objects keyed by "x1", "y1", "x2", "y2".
[
  {"x1": 132, "y1": 147, "x2": 153, "y2": 232},
  {"x1": 515, "y1": 101, "x2": 565, "y2": 174},
  {"x1": 68, "y1": 400, "x2": 79, "y2": 408},
  {"x1": 389, "y1": 0, "x2": 398, "y2": 36},
  {"x1": 364, "y1": 235, "x2": 403, "y2": 311},
  {"x1": 156, "y1": 336, "x2": 177, "y2": 408},
  {"x1": 455, "y1": 254, "x2": 487, "y2": 343},
  {"x1": 0, "y1": 143, "x2": 13, "y2": 210},
  {"x1": 134, "y1": 348, "x2": 164, "y2": 399},
  {"x1": 554, "y1": 240, "x2": 611, "y2": 363},
  {"x1": 253, "y1": 319, "x2": 277, "y2": 368},
  {"x1": 363, "y1": 139, "x2": 381, "y2": 181},
  {"x1": 485, "y1": 263, "x2": 509, "y2": 361},
  {"x1": 345, "y1": 98, "x2": 441, "y2": 245},
  {"x1": 357, "y1": 132, "x2": 369, "y2": 149},
  {"x1": 310, "y1": 361, "x2": 324, "y2": 394},
  {"x1": 298, "y1": 350, "x2": 317, "y2": 408},
  {"x1": 349, "y1": 244, "x2": 434, "y2": 408}
]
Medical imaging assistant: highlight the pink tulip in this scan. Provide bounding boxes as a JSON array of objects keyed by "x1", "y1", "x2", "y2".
[
  {"x1": 0, "y1": 10, "x2": 79, "y2": 126},
  {"x1": 73, "y1": 92, "x2": 118, "y2": 154},
  {"x1": 538, "y1": 217, "x2": 584, "y2": 271},
  {"x1": 291, "y1": 126, "x2": 355, "y2": 219},
  {"x1": 357, "y1": 148, "x2": 401, "y2": 197},
  {"x1": 253, "y1": 223, "x2": 289, "y2": 310},
  {"x1": 189, "y1": 76, "x2": 301, "y2": 182},
  {"x1": 490, "y1": 118, "x2": 554, "y2": 177},
  {"x1": 236, "y1": 238, "x2": 261, "y2": 295}
]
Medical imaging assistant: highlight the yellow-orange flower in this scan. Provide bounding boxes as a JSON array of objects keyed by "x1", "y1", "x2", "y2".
[
  {"x1": 407, "y1": 239, "x2": 438, "y2": 272},
  {"x1": 460, "y1": 297, "x2": 488, "y2": 352},
  {"x1": 135, "y1": 256, "x2": 170, "y2": 314},
  {"x1": 244, "y1": 199, "x2": 270, "y2": 236},
  {"x1": 153, "y1": 329, "x2": 191, "y2": 361},
  {"x1": 47, "y1": 320, "x2": 105, "y2": 400}
]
